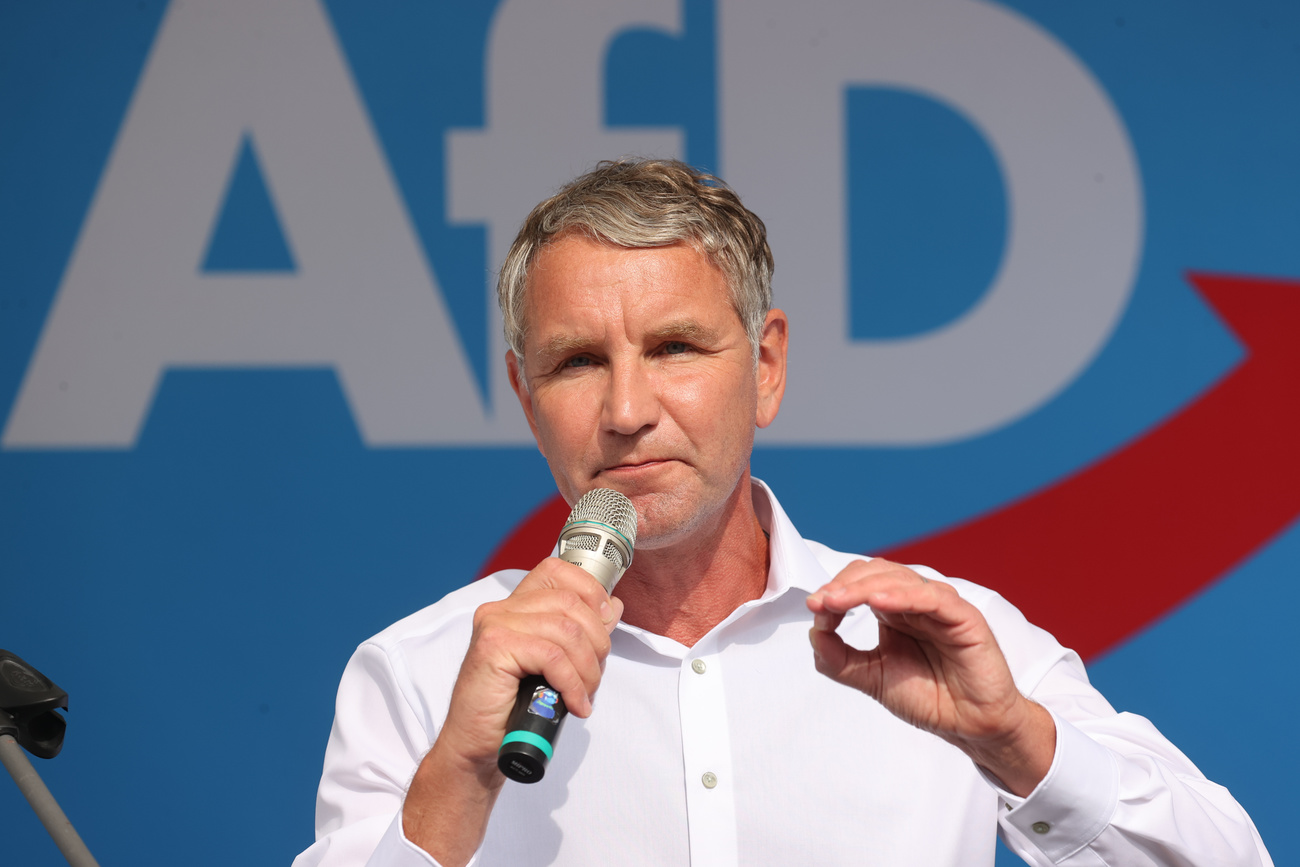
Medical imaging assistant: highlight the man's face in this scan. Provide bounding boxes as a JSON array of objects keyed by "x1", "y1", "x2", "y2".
[{"x1": 508, "y1": 234, "x2": 787, "y2": 551}]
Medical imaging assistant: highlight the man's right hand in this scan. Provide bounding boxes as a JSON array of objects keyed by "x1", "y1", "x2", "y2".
[{"x1": 401, "y1": 558, "x2": 623, "y2": 867}]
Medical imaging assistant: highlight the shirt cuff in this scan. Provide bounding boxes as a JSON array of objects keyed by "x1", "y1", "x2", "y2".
[
  {"x1": 989, "y1": 710, "x2": 1119, "y2": 862},
  {"x1": 365, "y1": 811, "x2": 473, "y2": 867}
]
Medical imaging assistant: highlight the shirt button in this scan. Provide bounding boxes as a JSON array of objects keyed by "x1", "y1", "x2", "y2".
[
  {"x1": 691, "y1": 659, "x2": 707, "y2": 675},
  {"x1": 701, "y1": 772, "x2": 718, "y2": 789},
  {"x1": 1031, "y1": 822, "x2": 1051, "y2": 835}
]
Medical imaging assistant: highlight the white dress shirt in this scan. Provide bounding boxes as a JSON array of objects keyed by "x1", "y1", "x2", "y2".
[{"x1": 294, "y1": 481, "x2": 1272, "y2": 866}]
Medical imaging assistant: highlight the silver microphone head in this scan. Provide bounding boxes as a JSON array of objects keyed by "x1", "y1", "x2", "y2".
[{"x1": 557, "y1": 489, "x2": 638, "y2": 592}]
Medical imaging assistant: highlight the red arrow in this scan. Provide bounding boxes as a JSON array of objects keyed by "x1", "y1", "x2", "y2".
[
  {"x1": 885, "y1": 272, "x2": 1300, "y2": 659},
  {"x1": 481, "y1": 273, "x2": 1300, "y2": 660},
  {"x1": 479, "y1": 492, "x2": 574, "y2": 578}
]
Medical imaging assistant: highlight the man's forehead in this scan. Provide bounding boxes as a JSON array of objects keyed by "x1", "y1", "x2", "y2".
[
  {"x1": 529, "y1": 234, "x2": 714, "y2": 277},
  {"x1": 527, "y1": 236, "x2": 725, "y2": 298}
]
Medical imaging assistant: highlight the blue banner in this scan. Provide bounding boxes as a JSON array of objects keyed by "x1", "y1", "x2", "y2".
[{"x1": 2, "y1": 1, "x2": 1294, "y2": 863}]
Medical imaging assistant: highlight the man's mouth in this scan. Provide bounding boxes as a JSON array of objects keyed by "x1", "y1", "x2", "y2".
[{"x1": 603, "y1": 458, "x2": 672, "y2": 474}]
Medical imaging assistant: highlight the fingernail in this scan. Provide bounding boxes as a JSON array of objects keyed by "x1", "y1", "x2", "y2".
[
  {"x1": 808, "y1": 627, "x2": 823, "y2": 659},
  {"x1": 600, "y1": 600, "x2": 614, "y2": 623}
]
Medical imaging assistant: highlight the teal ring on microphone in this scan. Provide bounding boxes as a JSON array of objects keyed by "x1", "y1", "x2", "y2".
[{"x1": 500, "y1": 730, "x2": 554, "y2": 759}]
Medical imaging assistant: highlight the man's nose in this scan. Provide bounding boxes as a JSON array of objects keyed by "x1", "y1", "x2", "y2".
[{"x1": 601, "y1": 360, "x2": 660, "y2": 435}]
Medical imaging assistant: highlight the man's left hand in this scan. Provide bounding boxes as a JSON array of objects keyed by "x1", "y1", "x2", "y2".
[{"x1": 806, "y1": 558, "x2": 1056, "y2": 797}]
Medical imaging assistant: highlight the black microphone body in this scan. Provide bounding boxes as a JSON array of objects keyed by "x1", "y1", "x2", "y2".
[{"x1": 497, "y1": 489, "x2": 637, "y2": 783}]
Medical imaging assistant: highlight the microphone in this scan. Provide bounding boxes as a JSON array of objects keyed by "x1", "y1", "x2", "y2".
[{"x1": 497, "y1": 488, "x2": 637, "y2": 783}]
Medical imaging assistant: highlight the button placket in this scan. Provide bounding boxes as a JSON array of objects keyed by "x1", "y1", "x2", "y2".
[{"x1": 678, "y1": 642, "x2": 738, "y2": 867}]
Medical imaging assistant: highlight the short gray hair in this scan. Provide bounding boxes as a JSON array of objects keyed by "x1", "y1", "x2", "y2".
[{"x1": 498, "y1": 158, "x2": 773, "y2": 362}]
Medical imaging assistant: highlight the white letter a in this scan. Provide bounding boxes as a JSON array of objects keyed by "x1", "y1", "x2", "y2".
[{"x1": 3, "y1": 0, "x2": 484, "y2": 448}]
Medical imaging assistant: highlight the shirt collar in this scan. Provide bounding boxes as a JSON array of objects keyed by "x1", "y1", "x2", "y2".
[
  {"x1": 751, "y1": 476, "x2": 834, "y2": 599},
  {"x1": 613, "y1": 478, "x2": 833, "y2": 657}
]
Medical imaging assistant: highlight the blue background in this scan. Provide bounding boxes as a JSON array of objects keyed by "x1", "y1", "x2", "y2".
[{"x1": 1, "y1": 1, "x2": 1294, "y2": 863}]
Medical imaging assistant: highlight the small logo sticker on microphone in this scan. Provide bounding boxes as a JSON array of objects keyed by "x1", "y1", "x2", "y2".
[{"x1": 527, "y1": 685, "x2": 560, "y2": 721}]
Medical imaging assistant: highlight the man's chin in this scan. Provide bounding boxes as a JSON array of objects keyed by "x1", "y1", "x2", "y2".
[
  {"x1": 575, "y1": 466, "x2": 678, "y2": 509},
  {"x1": 621, "y1": 488, "x2": 727, "y2": 551},
  {"x1": 575, "y1": 467, "x2": 748, "y2": 550}
]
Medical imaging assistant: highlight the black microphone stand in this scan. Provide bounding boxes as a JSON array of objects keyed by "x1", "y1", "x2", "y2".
[{"x1": 0, "y1": 650, "x2": 100, "y2": 867}]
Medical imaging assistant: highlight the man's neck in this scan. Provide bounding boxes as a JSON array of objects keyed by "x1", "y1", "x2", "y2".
[{"x1": 613, "y1": 480, "x2": 770, "y2": 647}]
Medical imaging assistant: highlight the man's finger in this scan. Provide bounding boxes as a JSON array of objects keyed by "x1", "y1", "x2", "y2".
[{"x1": 809, "y1": 625, "x2": 883, "y2": 699}]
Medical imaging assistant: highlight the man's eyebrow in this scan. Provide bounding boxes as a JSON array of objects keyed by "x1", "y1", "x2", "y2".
[
  {"x1": 647, "y1": 319, "x2": 723, "y2": 344},
  {"x1": 533, "y1": 320, "x2": 723, "y2": 362},
  {"x1": 534, "y1": 333, "x2": 594, "y2": 360}
]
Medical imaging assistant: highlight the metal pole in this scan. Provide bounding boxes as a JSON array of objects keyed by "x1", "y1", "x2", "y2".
[{"x1": 0, "y1": 732, "x2": 101, "y2": 867}]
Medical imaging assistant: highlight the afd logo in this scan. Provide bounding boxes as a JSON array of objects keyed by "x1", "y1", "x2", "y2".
[{"x1": 1, "y1": 0, "x2": 1140, "y2": 449}]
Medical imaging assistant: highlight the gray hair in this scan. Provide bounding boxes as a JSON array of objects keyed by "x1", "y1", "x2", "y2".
[{"x1": 498, "y1": 158, "x2": 774, "y2": 363}]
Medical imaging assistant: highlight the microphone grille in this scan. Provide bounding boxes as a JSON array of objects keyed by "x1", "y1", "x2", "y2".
[{"x1": 568, "y1": 488, "x2": 638, "y2": 549}]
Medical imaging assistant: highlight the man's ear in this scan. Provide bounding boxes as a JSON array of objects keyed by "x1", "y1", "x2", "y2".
[
  {"x1": 506, "y1": 350, "x2": 543, "y2": 442},
  {"x1": 755, "y1": 309, "x2": 788, "y2": 429}
]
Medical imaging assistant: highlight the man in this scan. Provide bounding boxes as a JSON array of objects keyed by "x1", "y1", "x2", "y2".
[{"x1": 295, "y1": 159, "x2": 1271, "y2": 866}]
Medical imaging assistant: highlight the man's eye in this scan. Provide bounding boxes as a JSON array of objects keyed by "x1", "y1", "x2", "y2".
[
  {"x1": 664, "y1": 341, "x2": 689, "y2": 355},
  {"x1": 564, "y1": 356, "x2": 592, "y2": 368}
]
